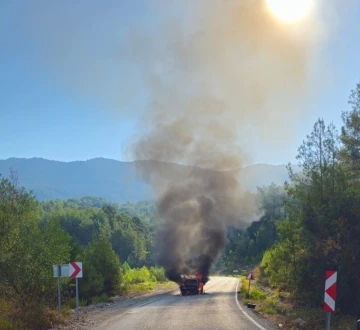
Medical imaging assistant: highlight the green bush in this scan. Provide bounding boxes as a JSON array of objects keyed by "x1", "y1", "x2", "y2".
[
  {"x1": 91, "y1": 293, "x2": 114, "y2": 304},
  {"x1": 123, "y1": 262, "x2": 131, "y2": 272},
  {"x1": 149, "y1": 267, "x2": 167, "y2": 282},
  {"x1": 249, "y1": 288, "x2": 267, "y2": 300},
  {"x1": 81, "y1": 236, "x2": 122, "y2": 298},
  {"x1": 240, "y1": 276, "x2": 266, "y2": 300},
  {"x1": 258, "y1": 298, "x2": 278, "y2": 314},
  {"x1": 121, "y1": 265, "x2": 167, "y2": 293},
  {"x1": 0, "y1": 318, "x2": 23, "y2": 330},
  {"x1": 123, "y1": 266, "x2": 152, "y2": 284},
  {"x1": 125, "y1": 282, "x2": 155, "y2": 292},
  {"x1": 258, "y1": 304, "x2": 277, "y2": 315},
  {"x1": 66, "y1": 297, "x2": 76, "y2": 309}
]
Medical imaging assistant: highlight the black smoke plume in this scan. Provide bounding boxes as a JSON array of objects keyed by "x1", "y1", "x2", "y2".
[
  {"x1": 136, "y1": 164, "x2": 261, "y2": 283},
  {"x1": 132, "y1": 0, "x2": 320, "y2": 282}
]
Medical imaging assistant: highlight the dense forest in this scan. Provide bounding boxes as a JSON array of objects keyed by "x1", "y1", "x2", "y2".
[
  {"x1": 0, "y1": 183, "x2": 164, "y2": 329},
  {"x1": 1, "y1": 81, "x2": 360, "y2": 328},
  {"x1": 221, "y1": 81, "x2": 360, "y2": 318}
]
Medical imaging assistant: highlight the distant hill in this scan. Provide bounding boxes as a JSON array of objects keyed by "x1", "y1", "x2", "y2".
[{"x1": 0, "y1": 158, "x2": 295, "y2": 202}]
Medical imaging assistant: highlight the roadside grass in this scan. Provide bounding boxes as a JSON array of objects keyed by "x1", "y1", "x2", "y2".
[
  {"x1": 155, "y1": 281, "x2": 176, "y2": 287},
  {"x1": 2, "y1": 265, "x2": 172, "y2": 329},
  {"x1": 257, "y1": 298, "x2": 278, "y2": 315},
  {"x1": 0, "y1": 298, "x2": 30, "y2": 330},
  {"x1": 239, "y1": 275, "x2": 267, "y2": 300},
  {"x1": 237, "y1": 274, "x2": 289, "y2": 321},
  {"x1": 0, "y1": 298, "x2": 69, "y2": 330},
  {"x1": 0, "y1": 318, "x2": 24, "y2": 330},
  {"x1": 122, "y1": 281, "x2": 155, "y2": 293},
  {"x1": 236, "y1": 271, "x2": 357, "y2": 330},
  {"x1": 121, "y1": 280, "x2": 173, "y2": 294},
  {"x1": 120, "y1": 266, "x2": 172, "y2": 294},
  {"x1": 90, "y1": 293, "x2": 114, "y2": 304},
  {"x1": 66, "y1": 293, "x2": 114, "y2": 309},
  {"x1": 283, "y1": 307, "x2": 356, "y2": 330}
]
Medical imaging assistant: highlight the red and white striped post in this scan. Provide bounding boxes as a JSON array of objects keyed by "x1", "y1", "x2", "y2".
[{"x1": 324, "y1": 270, "x2": 337, "y2": 330}]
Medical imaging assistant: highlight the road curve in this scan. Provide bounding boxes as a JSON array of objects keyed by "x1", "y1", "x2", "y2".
[{"x1": 96, "y1": 276, "x2": 276, "y2": 330}]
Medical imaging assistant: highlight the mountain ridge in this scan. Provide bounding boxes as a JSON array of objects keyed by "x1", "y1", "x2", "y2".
[{"x1": 0, "y1": 158, "x2": 295, "y2": 202}]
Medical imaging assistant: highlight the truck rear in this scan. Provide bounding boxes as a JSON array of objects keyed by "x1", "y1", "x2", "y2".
[{"x1": 180, "y1": 278, "x2": 200, "y2": 295}]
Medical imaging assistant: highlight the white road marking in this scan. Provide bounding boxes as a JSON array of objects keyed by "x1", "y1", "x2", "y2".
[{"x1": 235, "y1": 280, "x2": 268, "y2": 330}]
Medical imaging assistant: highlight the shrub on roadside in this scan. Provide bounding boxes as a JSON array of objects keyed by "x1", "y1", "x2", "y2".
[
  {"x1": 239, "y1": 276, "x2": 266, "y2": 300},
  {"x1": 121, "y1": 265, "x2": 167, "y2": 293},
  {"x1": 258, "y1": 298, "x2": 279, "y2": 315},
  {"x1": 149, "y1": 267, "x2": 167, "y2": 282},
  {"x1": 81, "y1": 236, "x2": 122, "y2": 299},
  {"x1": 249, "y1": 288, "x2": 267, "y2": 300},
  {"x1": 91, "y1": 293, "x2": 114, "y2": 304},
  {"x1": 123, "y1": 266, "x2": 151, "y2": 284}
]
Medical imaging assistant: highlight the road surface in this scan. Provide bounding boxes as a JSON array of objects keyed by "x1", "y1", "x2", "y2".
[{"x1": 96, "y1": 276, "x2": 276, "y2": 330}]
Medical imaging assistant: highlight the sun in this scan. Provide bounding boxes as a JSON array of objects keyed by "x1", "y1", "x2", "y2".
[{"x1": 265, "y1": 0, "x2": 313, "y2": 23}]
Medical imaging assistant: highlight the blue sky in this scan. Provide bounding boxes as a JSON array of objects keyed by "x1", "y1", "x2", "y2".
[{"x1": 1, "y1": 0, "x2": 360, "y2": 165}]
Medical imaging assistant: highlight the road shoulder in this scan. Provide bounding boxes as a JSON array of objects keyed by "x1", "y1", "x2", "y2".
[
  {"x1": 52, "y1": 283, "x2": 179, "y2": 330},
  {"x1": 235, "y1": 279, "x2": 279, "y2": 330}
]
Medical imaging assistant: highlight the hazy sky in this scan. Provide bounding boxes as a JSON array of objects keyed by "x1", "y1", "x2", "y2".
[{"x1": 1, "y1": 0, "x2": 360, "y2": 165}]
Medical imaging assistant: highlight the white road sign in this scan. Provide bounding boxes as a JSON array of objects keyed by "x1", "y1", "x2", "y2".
[
  {"x1": 69, "y1": 262, "x2": 83, "y2": 278},
  {"x1": 53, "y1": 264, "x2": 70, "y2": 277}
]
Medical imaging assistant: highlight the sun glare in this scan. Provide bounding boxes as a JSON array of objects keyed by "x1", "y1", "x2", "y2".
[{"x1": 266, "y1": 0, "x2": 313, "y2": 23}]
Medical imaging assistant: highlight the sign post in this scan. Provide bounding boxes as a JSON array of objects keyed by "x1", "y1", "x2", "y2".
[
  {"x1": 57, "y1": 265, "x2": 61, "y2": 314},
  {"x1": 246, "y1": 272, "x2": 254, "y2": 297},
  {"x1": 53, "y1": 262, "x2": 82, "y2": 317},
  {"x1": 324, "y1": 270, "x2": 337, "y2": 330},
  {"x1": 69, "y1": 262, "x2": 83, "y2": 319},
  {"x1": 53, "y1": 264, "x2": 69, "y2": 314},
  {"x1": 76, "y1": 278, "x2": 79, "y2": 319},
  {"x1": 326, "y1": 313, "x2": 331, "y2": 330}
]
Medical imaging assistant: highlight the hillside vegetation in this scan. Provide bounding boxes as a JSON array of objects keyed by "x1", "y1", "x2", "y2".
[
  {"x1": 0, "y1": 180, "x2": 163, "y2": 329},
  {"x1": 220, "y1": 81, "x2": 360, "y2": 328},
  {"x1": 0, "y1": 158, "x2": 292, "y2": 202}
]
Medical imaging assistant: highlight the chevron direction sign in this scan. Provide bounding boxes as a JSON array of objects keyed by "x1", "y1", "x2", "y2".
[
  {"x1": 324, "y1": 270, "x2": 337, "y2": 312},
  {"x1": 69, "y1": 262, "x2": 83, "y2": 278},
  {"x1": 53, "y1": 262, "x2": 83, "y2": 278}
]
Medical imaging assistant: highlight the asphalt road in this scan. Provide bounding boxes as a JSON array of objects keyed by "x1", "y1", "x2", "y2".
[{"x1": 96, "y1": 276, "x2": 276, "y2": 330}]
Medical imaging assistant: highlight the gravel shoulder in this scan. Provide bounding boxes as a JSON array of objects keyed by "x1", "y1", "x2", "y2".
[{"x1": 53, "y1": 283, "x2": 179, "y2": 330}]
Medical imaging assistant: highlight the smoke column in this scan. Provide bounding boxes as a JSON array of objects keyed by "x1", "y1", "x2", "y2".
[{"x1": 131, "y1": 0, "x2": 320, "y2": 282}]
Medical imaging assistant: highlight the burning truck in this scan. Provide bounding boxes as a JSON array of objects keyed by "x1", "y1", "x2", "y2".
[{"x1": 179, "y1": 272, "x2": 206, "y2": 296}]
